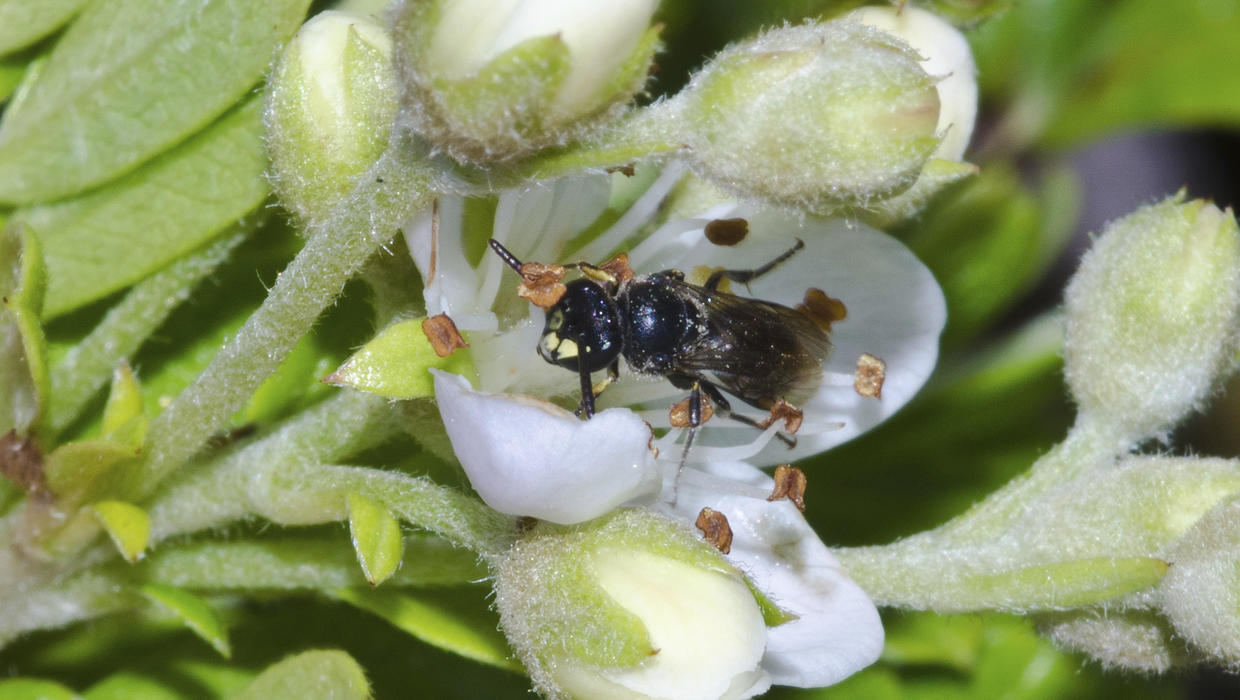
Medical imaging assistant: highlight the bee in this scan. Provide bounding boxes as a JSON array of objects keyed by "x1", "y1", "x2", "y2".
[{"x1": 488, "y1": 237, "x2": 832, "y2": 454}]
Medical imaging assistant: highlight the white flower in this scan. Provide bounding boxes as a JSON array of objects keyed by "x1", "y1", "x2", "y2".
[
  {"x1": 410, "y1": 171, "x2": 916, "y2": 692},
  {"x1": 669, "y1": 461, "x2": 885, "y2": 688},
  {"x1": 409, "y1": 169, "x2": 945, "y2": 491},
  {"x1": 848, "y1": 5, "x2": 978, "y2": 161}
]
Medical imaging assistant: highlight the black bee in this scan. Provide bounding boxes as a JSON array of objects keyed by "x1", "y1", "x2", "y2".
[{"x1": 488, "y1": 237, "x2": 832, "y2": 452}]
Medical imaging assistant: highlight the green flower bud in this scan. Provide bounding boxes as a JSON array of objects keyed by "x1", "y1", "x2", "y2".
[
  {"x1": 393, "y1": 0, "x2": 660, "y2": 164},
  {"x1": 1162, "y1": 494, "x2": 1240, "y2": 667},
  {"x1": 493, "y1": 509, "x2": 770, "y2": 700},
  {"x1": 265, "y1": 11, "x2": 397, "y2": 222},
  {"x1": 676, "y1": 21, "x2": 940, "y2": 214},
  {"x1": 1063, "y1": 194, "x2": 1240, "y2": 444}
]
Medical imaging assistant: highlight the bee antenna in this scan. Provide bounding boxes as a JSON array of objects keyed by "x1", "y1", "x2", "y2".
[{"x1": 488, "y1": 238, "x2": 524, "y2": 273}]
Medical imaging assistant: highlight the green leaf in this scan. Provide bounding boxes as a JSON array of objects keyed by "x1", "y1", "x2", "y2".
[
  {"x1": 90, "y1": 500, "x2": 150, "y2": 563},
  {"x1": 232, "y1": 649, "x2": 370, "y2": 700},
  {"x1": 0, "y1": 1, "x2": 87, "y2": 56},
  {"x1": 347, "y1": 492, "x2": 404, "y2": 586},
  {"x1": 895, "y1": 166, "x2": 1071, "y2": 349},
  {"x1": 0, "y1": 0, "x2": 311, "y2": 203},
  {"x1": 1042, "y1": 0, "x2": 1240, "y2": 146},
  {"x1": 44, "y1": 439, "x2": 142, "y2": 505},
  {"x1": 20, "y1": 96, "x2": 269, "y2": 318},
  {"x1": 0, "y1": 677, "x2": 81, "y2": 700},
  {"x1": 0, "y1": 52, "x2": 28, "y2": 102},
  {"x1": 84, "y1": 671, "x2": 199, "y2": 700},
  {"x1": 101, "y1": 362, "x2": 146, "y2": 445},
  {"x1": 333, "y1": 587, "x2": 521, "y2": 671},
  {"x1": 45, "y1": 230, "x2": 248, "y2": 437},
  {"x1": 140, "y1": 584, "x2": 231, "y2": 658},
  {"x1": 327, "y1": 318, "x2": 475, "y2": 399},
  {"x1": 972, "y1": 0, "x2": 1240, "y2": 149},
  {"x1": 1, "y1": 222, "x2": 48, "y2": 433}
]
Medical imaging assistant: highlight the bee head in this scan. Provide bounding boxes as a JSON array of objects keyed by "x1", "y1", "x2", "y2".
[{"x1": 539, "y1": 279, "x2": 623, "y2": 372}]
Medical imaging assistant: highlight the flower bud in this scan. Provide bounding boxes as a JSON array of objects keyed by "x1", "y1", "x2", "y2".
[
  {"x1": 1162, "y1": 494, "x2": 1240, "y2": 667},
  {"x1": 493, "y1": 509, "x2": 771, "y2": 700},
  {"x1": 849, "y1": 5, "x2": 977, "y2": 161},
  {"x1": 265, "y1": 11, "x2": 397, "y2": 222},
  {"x1": 1063, "y1": 194, "x2": 1240, "y2": 443},
  {"x1": 393, "y1": 0, "x2": 660, "y2": 164},
  {"x1": 677, "y1": 21, "x2": 940, "y2": 214}
]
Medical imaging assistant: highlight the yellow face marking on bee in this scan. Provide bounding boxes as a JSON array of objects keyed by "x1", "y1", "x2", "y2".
[
  {"x1": 547, "y1": 309, "x2": 564, "y2": 331},
  {"x1": 555, "y1": 339, "x2": 579, "y2": 360},
  {"x1": 540, "y1": 332, "x2": 561, "y2": 356}
]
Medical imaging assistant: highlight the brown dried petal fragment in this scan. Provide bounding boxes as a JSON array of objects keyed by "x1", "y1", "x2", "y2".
[
  {"x1": 758, "y1": 398, "x2": 803, "y2": 435},
  {"x1": 855, "y1": 353, "x2": 886, "y2": 399},
  {"x1": 704, "y1": 218, "x2": 749, "y2": 246},
  {"x1": 1, "y1": 429, "x2": 45, "y2": 496},
  {"x1": 768, "y1": 464, "x2": 807, "y2": 512},
  {"x1": 606, "y1": 164, "x2": 636, "y2": 177},
  {"x1": 695, "y1": 507, "x2": 733, "y2": 554},
  {"x1": 599, "y1": 252, "x2": 635, "y2": 284},
  {"x1": 669, "y1": 394, "x2": 714, "y2": 428},
  {"x1": 422, "y1": 314, "x2": 469, "y2": 358},
  {"x1": 517, "y1": 262, "x2": 568, "y2": 308},
  {"x1": 796, "y1": 288, "x2": 847, "y2": 332}
]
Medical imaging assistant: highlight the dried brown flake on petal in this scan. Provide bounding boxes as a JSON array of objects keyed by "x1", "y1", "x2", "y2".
[
  {"x1": 599, "y1": 252, "x2": 635, "y2": 284},
  {"x1": 855, "y1": 353, "x2": 886, "y2": 399},
  {"x1": 1, "y1": 430, "x2": 45, "y2": 496},
  {"x1": 704, "y1": 218, "x2": 749, "y2": 246},
  {"x1": 796, "y1": 288, "x2": 847, "y2": 331},
  {"x1": 758, "y1": 398, "x2": 803, "y2": 435},
  {"x1": 517, "y1": 262, "x2": 568, "y2": 308},
  {"x1": 642, "y1": 420, "x2": 660, "y2": 459},
  {"x1": 606, "y1": 164, "x2": 636, "y2": 177},
  {"x1": 422, "y1": 314, "x2": 469, "y2": 358},
  {"x1": 695, "y1": 507, "x2": 733, "y2": 554},
  {"x1": 768, "y1": 464, "x2": 807, "y2": 511},
  {"x1": 669, "y1": 394, "x2": 714, "y2": 428}
]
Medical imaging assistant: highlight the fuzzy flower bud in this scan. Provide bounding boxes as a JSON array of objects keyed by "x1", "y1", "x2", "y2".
[
  {"x1": 676, "y1": 21, "x2": 940, "y2": 214},
  {"x1": 265, "y1": 11, "x2": 397, "y2": 222},
  {"x1": 849, "y1": 5, "x2": 977, "y2": 161},
  {"x1": 393, "y1": 0, "x2": 661, "y2": 164},
  {"x1": 1162, "y1": 494, "x2": 1240, "y2": 667},
  {"x1": 1063, "y1": 194, "x2": 1240, "y2": 443},
  {"x1": 493, "y1": 510, "x2": 773, "y2": 700}
]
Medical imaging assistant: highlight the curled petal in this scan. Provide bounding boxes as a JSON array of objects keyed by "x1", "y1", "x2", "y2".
[
  {"x1": 668, "y1": 461, "x2": 884, "y2": 687},
  {"x1": 432, "y1": 370, "x2": 661, "y2": 524}
]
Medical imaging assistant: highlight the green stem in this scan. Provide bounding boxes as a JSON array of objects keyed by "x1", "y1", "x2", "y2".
[
  {"x1": 46, "y1": 229, "x2": 250, "y2": 436},
  {"x1": 265, "y1": 463, "x2": 516, "y2": 555},
  {"x1": 504, "y1": 103, "x2": 683, "y2": 184},
  {"x1": 146, "y1": 389, "x2": 403, "y2": 543},
  {"x1": 138, "y1": 141, "x2": 436, "y2": 497}
]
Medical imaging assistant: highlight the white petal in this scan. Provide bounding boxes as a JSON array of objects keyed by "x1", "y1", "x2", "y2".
[
  {"x1": 605, "y1": 213, "x2": 946, "y2": 466},
  {"x1": 667, "y1": 462, "x2": 884, "y2": 687},
  {"x1": 432, "y1": 370, "x2": 661, "y2": 524}
]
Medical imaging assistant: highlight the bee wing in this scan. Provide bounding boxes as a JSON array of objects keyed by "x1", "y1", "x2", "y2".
[{"x1": 669, "y1": 284, "x2": 833, "y2": 409}]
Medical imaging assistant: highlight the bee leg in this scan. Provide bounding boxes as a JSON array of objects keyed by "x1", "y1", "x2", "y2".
[
  {"x1": 591, "y1": 359, "x2": 620, "y2": 399},
  {"x1": 699, "y1": 382, "x2": 797, "y2": 448},
  {"x1": 574, "y1": 349, "x2": 598, "y2": 418},
  {"x1": 704, "y1": 239, "x2": 805, "y2": 291},
  {"x1": 673, "y1": 381, "x2": 704, "y2": 506}
]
